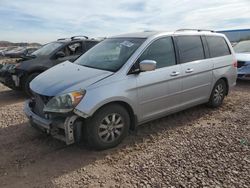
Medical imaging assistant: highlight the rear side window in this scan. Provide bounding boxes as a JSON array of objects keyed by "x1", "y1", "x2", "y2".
[
  {"x1": 176, "y1": 36, "x2": 205, "y2": 63},
  {"x1": 206, "y1": 36, "x2": 231, "y2": 58},
  {"x1": 139, "y1": 37, "x2": 176, "y2": 69}
]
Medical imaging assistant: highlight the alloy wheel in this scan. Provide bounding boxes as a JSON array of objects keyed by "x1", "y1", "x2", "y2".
[
  {"x1": 213, "y1": 84, "x2": 224, "y2": 104},
  {"x1": 98, "y1": 113, "x2": 124, "y2": 143}
]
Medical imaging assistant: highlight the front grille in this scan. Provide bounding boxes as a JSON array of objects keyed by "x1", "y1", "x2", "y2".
[
  {"x1": 33, "y1": 93, "x2": 53, "y2": 118},
  {"x1": 237, "y1": 61, "x2": 246, "y2": 68}
]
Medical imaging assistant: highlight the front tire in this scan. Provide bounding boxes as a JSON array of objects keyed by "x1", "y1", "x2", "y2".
[
  {"x1": 208, "y1": 79, "x2": 227, "y2": 108},
  {"x1": 85, "y1": 104, "x2": 130, "y2": 150}
]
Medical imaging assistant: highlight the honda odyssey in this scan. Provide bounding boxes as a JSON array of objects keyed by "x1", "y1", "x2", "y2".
[{"x1": 24, "y1": 29, "x2": 237, "y2": 150}]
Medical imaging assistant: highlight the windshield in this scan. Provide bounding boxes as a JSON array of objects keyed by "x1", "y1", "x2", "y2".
[
  {"x1": 74, "y1": 38, "x2": 145, "y2": 72},
  {"x1": 234, "y1": 40, "x2": 250, "y2": 53},
  {"x1": 32, "y1": 42, "x2": 63, "y2": 56}
]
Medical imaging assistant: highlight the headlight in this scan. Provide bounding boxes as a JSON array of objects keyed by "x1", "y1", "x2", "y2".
[{"x1": 43, "y1": 90, "x2": 86, "y2": 113}]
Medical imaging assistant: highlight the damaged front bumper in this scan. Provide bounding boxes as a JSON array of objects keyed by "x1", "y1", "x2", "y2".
[
  {"x1": 0, "y1": 64, "x2": 22, "y2": 89},
  {"x1": 24, "y1": 100, "x2": 81, "y2": 145}
]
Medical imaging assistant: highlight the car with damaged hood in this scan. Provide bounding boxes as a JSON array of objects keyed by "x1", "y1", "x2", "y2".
[
  {"x1": 233, "y1": 40, "x2": 250, "y2": 80},
  {"x1": 0, "y1": 36, "x2": 101, "y2": 95},
  {"x1": 24, "y1": 30, "x2": 237, "y2": 150}
]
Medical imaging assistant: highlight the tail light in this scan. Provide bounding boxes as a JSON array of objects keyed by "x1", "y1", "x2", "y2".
[{"x1": 233, "y1": 60, "x2": 238, "y2": 68}]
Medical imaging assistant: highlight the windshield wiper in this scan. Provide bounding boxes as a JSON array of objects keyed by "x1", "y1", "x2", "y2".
[{"x1": 79, "y1": 64, "x2": 115, "y2": 72}]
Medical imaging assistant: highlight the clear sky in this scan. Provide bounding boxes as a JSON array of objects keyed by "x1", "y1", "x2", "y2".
[{"x1": 0, "y1": 0, "x2": 250, "y2": 43}]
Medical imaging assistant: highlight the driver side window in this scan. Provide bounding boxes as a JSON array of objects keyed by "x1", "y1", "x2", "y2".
[
  {"x1": 58, "y1": 42, "x2": 83, "y2": 57},
  {"x1": 138, "y1": 37, "x2": 176, "y2": 69}
]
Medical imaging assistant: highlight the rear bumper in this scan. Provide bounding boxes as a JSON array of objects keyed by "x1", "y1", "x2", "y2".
[
  {"x1": 238, "y1": 74, "x2": 250, "y2": 80},
  {"x1": 24, "y1": 100, "x2": 77, "y2": 145},
  {"x1": 238, "y1": 66, "x2": 250, "y2": 80}
]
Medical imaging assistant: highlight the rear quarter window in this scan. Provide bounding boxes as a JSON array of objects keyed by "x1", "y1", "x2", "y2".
[
  {"x1": 176, "y1": 36, "x2": 205, "y2": 63},
  {"x1": 206, "y1": 36, "x2": 231, "y2": 58}
]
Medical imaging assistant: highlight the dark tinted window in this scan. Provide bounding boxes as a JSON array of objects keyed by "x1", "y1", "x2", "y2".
[
  {"x1": 32, "y1": 42, "x2": 62, "y2": 56},
  {"x1": 59, "y1": 42, "x2": 82, "y2": 56},
  {"x1": 177, "y1": 36, "x2": 205, "y2": 63},
  {"x1": 206, "y1": 36, "x2": 231, "y2": 58},
  {"x1": 86, "y1": 41, "x2": 98, "y2": 50},
  {"x1": 139, "y1": 37, "x2": 176, "y2": 69}
]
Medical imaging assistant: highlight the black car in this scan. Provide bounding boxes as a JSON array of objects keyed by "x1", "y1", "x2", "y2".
[{"x1": 0, "y1": 36, "x2": 101, "y2": 95}]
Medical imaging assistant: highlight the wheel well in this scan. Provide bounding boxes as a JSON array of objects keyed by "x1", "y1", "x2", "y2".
[
  {"x1": 96, "y1": 101, "x2": 137, "y2": 131},
  {"x1": 28, "y1": 70, "x2": 43, "y2": 75},
  {"x1": 219, "y1": 77, "x2": 229, "y2": 95},
  {"x1": 21, "y1": 71, "x2": 42, "y2": 86}
]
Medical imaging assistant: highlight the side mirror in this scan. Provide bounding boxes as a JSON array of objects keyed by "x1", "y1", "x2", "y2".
[
  {"x1": 55, "y1": 51, "x2": 65, "y2": 59},
  {"x1": 139, "y1": 60, "x2": 156, "y2": 72}
]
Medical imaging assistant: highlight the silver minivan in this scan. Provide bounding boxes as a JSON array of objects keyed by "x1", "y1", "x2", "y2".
[{"x1": 24, "y1": 29, "x2": 237, "y2": 149}]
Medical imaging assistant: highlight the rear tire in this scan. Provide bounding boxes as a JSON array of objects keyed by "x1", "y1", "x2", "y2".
[
  {"x1": 22, "y1": 73, "x2": 40, "y2": 96},
  {"x1": 85, "y1": 104, "x2": 130, "y2": 150},
  {"x1": 207, "y1": 79, "x2": 227, "y2": 108}
]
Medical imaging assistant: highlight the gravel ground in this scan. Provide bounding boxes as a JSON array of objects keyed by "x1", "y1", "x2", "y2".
[{"x1": 0, "y1": 79, "x2": 249, "y2": 187}]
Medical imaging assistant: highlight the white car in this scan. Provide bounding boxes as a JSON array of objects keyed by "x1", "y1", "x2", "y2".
[{"x1": 234, "y1": 40, "x2": 250, "y2": 80}]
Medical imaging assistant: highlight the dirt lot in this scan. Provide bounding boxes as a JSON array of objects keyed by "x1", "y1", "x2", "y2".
[{"x1": 0, "y1": 77, "x2": 249, "y2": 187}]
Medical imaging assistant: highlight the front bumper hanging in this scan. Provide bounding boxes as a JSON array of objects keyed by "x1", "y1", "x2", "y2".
[
  {"x1": 24, "y1": 100, "x2": 78, "y2": 145},
  {"x1": 0, "y1": 64, "x2": 21, "y2": 89}
]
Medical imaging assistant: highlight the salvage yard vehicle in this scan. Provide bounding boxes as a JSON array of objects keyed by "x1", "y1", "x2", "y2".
[
  {"x1": 0, "y1": 36, "x2": 101, "y2": 95},
  {"x1": 0, "y1": 46, "x2": 16, "y2": 57},
  {"x1": 3, "y1": 47, "x2": 39, "y2": 58},
  {"x1": 24, "y1": 29, "x2": 237, "y2": 150},
  {"x1": 233, "y1": 40, "x2": 250, "y2": 80}
]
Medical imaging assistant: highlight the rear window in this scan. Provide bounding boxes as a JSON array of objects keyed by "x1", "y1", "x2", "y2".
[
  {"x1": 176, "y1": 36, "x2": 205, "y2": 63},
  {"x1": 206, "y1": 36, "x2": 231, "y2": 58}
]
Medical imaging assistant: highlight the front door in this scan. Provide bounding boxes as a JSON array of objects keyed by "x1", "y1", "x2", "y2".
[{"x1": 136, "y1": 37, "x2": 182, "y2": 121}]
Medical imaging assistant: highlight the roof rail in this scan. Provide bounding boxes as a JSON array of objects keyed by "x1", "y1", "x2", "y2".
[
  {"x1": 71, "y1": 36, "x2": 88, "y2": 40},
  {"x1": 176, "y1": 29, "x2": 216, "y2": 33},
  {"x1": 57, "y1": 38, "x2": 70, "y2": 41}
]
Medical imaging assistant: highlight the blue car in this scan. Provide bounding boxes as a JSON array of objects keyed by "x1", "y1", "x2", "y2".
[{"x1": 234, "y1": 40, "x2": 250, "y2": 80}]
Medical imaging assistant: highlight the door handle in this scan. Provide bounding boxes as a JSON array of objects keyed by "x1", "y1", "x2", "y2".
[
  {"x1": 170, "y1": 71, "x2": 180, "y2": 76},
  {"x1": 185, "y1": 68, "x2": 194, "y2": 73}
]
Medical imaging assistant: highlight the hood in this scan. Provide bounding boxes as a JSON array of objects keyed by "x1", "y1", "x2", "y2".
[
  {"x1": 235, "y1": 53, "x2": 250, "y2": 62},
  {"x1": 19, "y1": 54, "x2": 36, "y2": 61},
  {"x1": 15, "y1": 56, "x2": 38, "y2": 68},
  {"x1": 30, "y1": 61, "x2": 113, "y2": 96}
]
